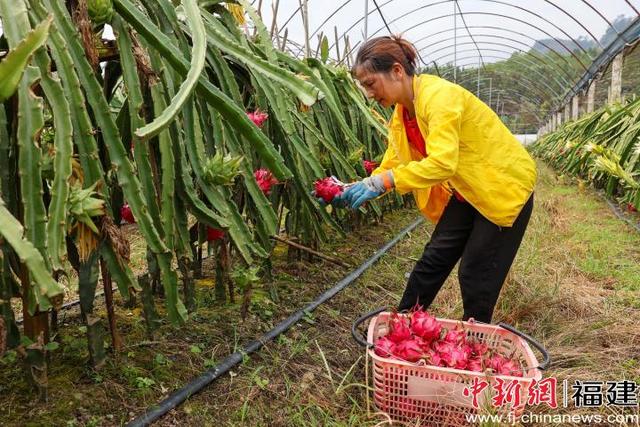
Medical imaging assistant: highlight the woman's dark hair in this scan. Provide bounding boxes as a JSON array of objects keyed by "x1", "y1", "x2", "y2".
[{"x1": 353, "y1": 35, "x2": 418, "y2": 76}]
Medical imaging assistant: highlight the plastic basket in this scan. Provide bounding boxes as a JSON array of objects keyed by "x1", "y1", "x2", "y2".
[{"x1": 352, "y1": 309, "x2": 550, "y2": 426}]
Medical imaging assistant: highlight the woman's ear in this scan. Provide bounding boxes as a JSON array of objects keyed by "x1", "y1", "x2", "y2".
[{"x1": 391, "y1": 63, "x2": 405, "y2": 80}]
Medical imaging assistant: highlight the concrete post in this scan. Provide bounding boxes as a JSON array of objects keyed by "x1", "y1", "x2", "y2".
[
  {"x1": 610, "y1": 51, "x2": 623, "y2": 103},
  {"x1": 564, "y1": 103, "x2": 571, "y2": 123},
  {"x1": 587, "y1": 81, "x2": 596, "y2": 113},
  {"x1": 572, "y1": 95, "x2": 580, "y2": 120}
]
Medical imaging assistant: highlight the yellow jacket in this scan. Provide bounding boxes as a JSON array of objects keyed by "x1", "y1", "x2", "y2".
[{"x1": 372, "y1": 74, "x2": 536, "y2": 227}]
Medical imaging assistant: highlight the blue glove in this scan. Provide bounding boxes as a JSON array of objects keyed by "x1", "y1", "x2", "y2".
[{"x1": 340, "y1": 171, "x2": 394, "y2": 209}]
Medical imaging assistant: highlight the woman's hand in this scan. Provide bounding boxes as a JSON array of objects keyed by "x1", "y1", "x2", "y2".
[{"x1": 339, "y1": 171, "x2": 395, "y2": 209}]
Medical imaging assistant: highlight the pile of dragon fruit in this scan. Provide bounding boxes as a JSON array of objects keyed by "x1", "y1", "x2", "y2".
[{"x1": 374, "y1": 309, "x2": 523, "y2": 377}]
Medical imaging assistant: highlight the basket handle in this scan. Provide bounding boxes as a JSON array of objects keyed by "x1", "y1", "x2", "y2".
[
  {"x1": 497, "y1": 322, "x2": 550, "y2": 370},
  {"x1": 351, "y1": 307, "x2": 388, "y2": 348}
]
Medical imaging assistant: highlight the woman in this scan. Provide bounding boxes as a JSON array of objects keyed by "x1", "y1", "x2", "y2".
[{"x1": 337, "y1": 35, "x2": 536, "y2": 323}]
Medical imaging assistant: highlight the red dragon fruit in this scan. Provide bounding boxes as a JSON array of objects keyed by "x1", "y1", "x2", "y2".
[
  {"x1": 466, "y1": 357, "x2": 484, "y2": 373},
  {"x1": 387, "y1": 313, "x2": 412, "y2": 344},
  {"x1": 486, "y1": 354, "x2": 523, "y2": 377},
  {"x1": 120, "y1": 203, "x2": 135, "y2": 224},
  {"x1": 424, "y1": 348, "x2": 443, "y2": 367},
  {"x1": 363, "y1": 160, "x2": 378, "y2": 176},
  {"x1": 410, "y1": 310, "x2": 442, "y2": 342},
  {"x1": 469, "y1": 340, "x2": 489, "y2": 358},
  {"x1": 434, "y1": 341, "x2": 470, "y2": 369},
  {"x1": 485, "y1": 353, "x2": 522, "y2": 376},
  {"x1": 443, "y1": 326, "x2": 467, "y2": 345},
  {"x1": 206, "y1": 227, "x2": 225, "y2": 242},
  {"x1": 393, "y1": 338, "x2": 424, "y2": 362},
  {"x1": 247, "y1": 109, "x2": 268, "y2": 127},
  {"x1": 254, "y1": 168, "x2": 278, "y2": 195},
  {"x1": 374, "y1": 336, "x2": 396, "y2": 358},
  {"x1": 313, "y1": 177, "x2": 344, "y2": 203}
]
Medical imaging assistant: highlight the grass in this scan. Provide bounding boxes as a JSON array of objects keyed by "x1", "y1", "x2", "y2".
[
  {"x1": 547, "y1": 180, "x2": 640, "y2": 292},
  {"x1": 1, "y1": 161, "x2": 639, "y2": 426}
]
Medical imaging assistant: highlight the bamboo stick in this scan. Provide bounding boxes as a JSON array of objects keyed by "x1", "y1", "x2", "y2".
[{"x1": 271, "y1": 235, "x2": 352, "y2": 268}]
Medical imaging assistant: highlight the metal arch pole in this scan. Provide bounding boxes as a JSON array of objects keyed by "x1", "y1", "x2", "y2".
[
  {"x1": 489, "y1": 77, "x2": 492, "y2": 109},
  {"x1": 430, "y1": 47, "x2": 569, "y2": 92},
  {"x1": 364, "y1": 0, "x2": 369, "y2": 42},
  {"x1": 278, "y1": 1, "x2": 304, "y2": 36},
  {"x1": 473, "y1": 91, "x2": 545, "y2": 122},
  {"x1": 464, "y1": 82, "x2": 544, "y2": 107},
  {"x1": 454, "y1": 1, "x2": 458, "y2": 82},
  {"x1": 373, "y1": 13, "x2": 589, "y2": 75},
  {"x1": 310, "y1": 0, "x2": 356, "y2": 39},
  {"x1": 399, "y1": 13, "x2": 590, "y2": 71},
  {"x1": 421, "y1": 40, "x2": 575, "y2": 86},
  {"x1": 453, "y1": 72, "x2": 549, "y2": 106},
  {"x1": 328, "y1": 1, "x2": 577, "y2": 64},
  {"x1": 436, "y1": 54, "x2": 561, "y2": 101},
  {"x1": 624, "y1": 0, "x2": 640, "y2": 16},
  {"x1": 579, "y1": 0, "x2": 623, "y2": 42},
  {"x1": 440, "y1": 53, "x2": 561, "y2": 99},
  {"x1": 332, "y1": 5, "x2": 590, "y2": 72},
  {"x1": 455, "y1": 74, "x2": 548, "y2": 106},
  {"x1": 417, "y1": 35, "x2": 578, "y2": 83},
  {"x1": 459, "y1": 88, "x2": 546, "y2": 123},
  {"x1": 455, "y1": 0, "x2": 485, "y2": 68},
  {"x1": 430, "y1": 50, "x2": 565, "y2": 97},
  {"x1": 413, "y1": 26, "x2": 582, "y2": 78},
  {"x1": 362, "y1": 0, "x2": 594, "y2": 59},
  {"x1": 477, "y1": 57, "x2": 480, "y2": 96},
  {"x1": 455, "y1": 75, "x2": 546, "y2": 105},
  {"x1": 539, "y1": 0, "x2": 603, "y2": 50}
]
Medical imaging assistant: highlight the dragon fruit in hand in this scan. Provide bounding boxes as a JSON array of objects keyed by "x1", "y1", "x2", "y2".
[{"x1": 314, "y1": 177, "x2": 344, "y2": 203}]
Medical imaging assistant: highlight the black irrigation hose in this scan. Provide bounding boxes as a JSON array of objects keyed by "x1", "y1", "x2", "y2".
[
  {"x1": 600, "y1": 193, "x2": 640, "y2": 234},
  {"x1": 15, "y1": 288, "x2": 116, "y2": 325},
  {"x1": 126, "y1": 217, "x2": 424, "y2": 427}
]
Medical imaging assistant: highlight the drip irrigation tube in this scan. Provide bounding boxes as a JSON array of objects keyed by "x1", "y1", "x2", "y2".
[
  {"x1": 126, "y1": 217, "x2": 424, "y2": 427},
  {"x1": 15, "y1": 287, "x2": 116, "y2": 325},
  {"x1": 600, "y1": 193, "x2": 640, "y2": 234}
]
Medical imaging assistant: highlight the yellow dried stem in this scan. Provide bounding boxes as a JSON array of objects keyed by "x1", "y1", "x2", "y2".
[
  {"x1": 76, "y1": 221, "x2": 100, "y2": 263},
  {"x1": 226, "y1": 4, "x2": 246, "y2": 26}
]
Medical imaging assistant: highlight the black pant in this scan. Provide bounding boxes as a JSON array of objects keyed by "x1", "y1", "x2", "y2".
[{"x1": 398, "y1": 194, "x2": 534, "y2": 323}]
